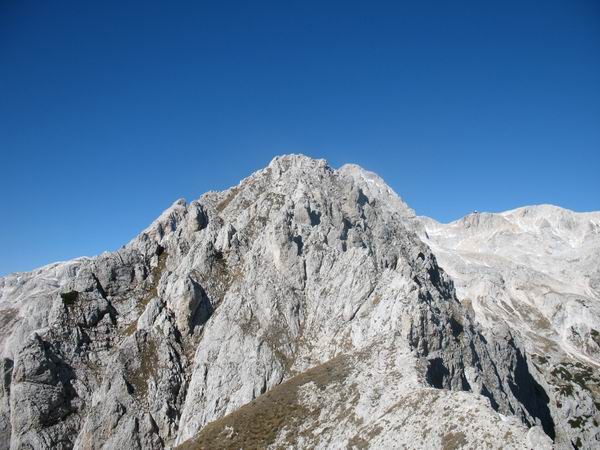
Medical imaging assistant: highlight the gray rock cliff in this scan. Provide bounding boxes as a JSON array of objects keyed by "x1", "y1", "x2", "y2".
[{"x1": 0, "y1": 154, "x2": 595, "y2": 449}]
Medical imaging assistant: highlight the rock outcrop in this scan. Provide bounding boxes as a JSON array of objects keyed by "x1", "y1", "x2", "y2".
[
  {"x1": 0, "y1": 154, "x2": 596, "y2": 449},
  {"x1": 415, "y1": 206, "x2": 600, "y2": 449}
]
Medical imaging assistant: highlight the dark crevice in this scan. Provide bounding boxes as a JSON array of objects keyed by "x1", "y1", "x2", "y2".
[
  {"x1": 480, "y1": 384, "x2": 500, "y2": 410},
  {"x1": 425, "y1": 357, "x2": 449, "y2": 389},
  {"x1": 341, "y1": 218, "x2": 352, "y2": 241},
  {"x1": 91, "y1": 273, "x2": 107, "y2": 298},
  {"x1": 356, "y1": 189, "x2": 369, "y2": 207},
  {"x1": 309, "y1": 210, "x2": 321, "y2": 226},
  {"x1": 189, "y1": 281, "x2": 215, "y2": 331},
  {"x1": 60, "y1": 291, "x2": 79, "y2": 306},
  {"x1": 292, "y1": 235, "x2": 304, "y2": 256},
  {"x1": 427, "y1": 266, "x2": 442, "y2": 288},
  {"x1": 2, "y1": 358, "x2": 13, "y2": 396},
  {"x1": 508, "y1": 350, "x2": 555, "y2": 439},
  {"x1": 448, "y1": 316, "x2": 464, "y2": 338}
]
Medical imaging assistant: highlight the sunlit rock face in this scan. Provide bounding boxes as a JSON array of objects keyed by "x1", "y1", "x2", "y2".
[
  {"x1": 0, "y1": 154, "x2": 595, "y2": 449},
  {"x1": 415, "y1": 205, "x2": 600, "y2": 449}
]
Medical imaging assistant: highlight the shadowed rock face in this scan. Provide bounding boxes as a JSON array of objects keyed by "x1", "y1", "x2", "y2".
[
  {"x1": 416, "y1": 205, "x2": 600, "y2": 449},
  {"x1": 0, "y1": 154, "x2": 592, "y2": 449}
]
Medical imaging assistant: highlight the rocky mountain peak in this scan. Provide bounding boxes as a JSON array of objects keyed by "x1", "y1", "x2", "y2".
[
  {"x1": 267, "y1": 153, "x2": 330, "y2": 172},
  {"x1": 0, "y1": 155, "x2": 596, "y2": 449}
]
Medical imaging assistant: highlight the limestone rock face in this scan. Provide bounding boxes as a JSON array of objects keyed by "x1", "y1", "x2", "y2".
[
  {"x1": 415, "y1": 206, "x2": 600, "y2": 450},
  {"x1": 0, "y1": 154, "x2": 596, "y2": 449}
]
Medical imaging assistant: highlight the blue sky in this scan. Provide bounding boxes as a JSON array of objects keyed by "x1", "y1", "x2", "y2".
[{"x1": 1, "y1": 0, "x2": 599, "y2": 275}]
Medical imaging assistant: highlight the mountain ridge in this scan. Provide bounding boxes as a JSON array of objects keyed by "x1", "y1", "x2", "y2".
[{"x1": 0, "y1": 154, "x2": 597, "y2": 449}]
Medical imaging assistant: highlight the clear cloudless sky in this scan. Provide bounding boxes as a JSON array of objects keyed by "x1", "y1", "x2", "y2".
[{"x1": 1, "y1": 0, "x2": 599, "y2": 275}]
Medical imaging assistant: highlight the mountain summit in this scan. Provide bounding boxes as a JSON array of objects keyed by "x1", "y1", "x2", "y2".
[{"x1": 0, "y1": 155, "x2": 597, "y2": 449}]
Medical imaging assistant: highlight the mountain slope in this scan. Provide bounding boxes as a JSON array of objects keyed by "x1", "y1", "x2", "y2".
[
  {"x1": 415, "y1": 205, "x2": 600, "y2": 449},
  {"x1": 0, "y1": 155, "x2": 593, "y2": 449}
]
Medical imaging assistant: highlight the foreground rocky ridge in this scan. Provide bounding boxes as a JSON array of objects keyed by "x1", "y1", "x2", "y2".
[{"x1": 0, "y1": 155, "x2": 596, "y2": 449}]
